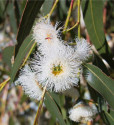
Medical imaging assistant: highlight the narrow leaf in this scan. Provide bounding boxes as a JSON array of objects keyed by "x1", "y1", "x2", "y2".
[
  {"x1": 93, "y1": 53, "x2": 109, "y2": 75},
  {"x1": 45, "y1": 93, "x2": 66, "y2": 125},
  {"x1": 104, "y1": 109, "x2": 114, "y2": 125},
  {"x1": 42, "y1": 0, "x2": 54, "y2": 15},
  {"x1": 83, "y1": 64, "x2": 114, "y2": 109},
  {"x1": 10, "y1": 35, "x2": 34, "y2": 83},
  {"x1": 20, "y1": 42, "x2": 36, "y2": 68},
  {"x1": 7, "y1": 2, "x2": 17, "y2": 34},
  {"x1": 82, "y1": 0, "x2": 110, "y2": 54},
  {"x1": 49, "y1": 92, "x2": 61, "y2": 107},
  {"x1": 0, "y1": 0, "x2": 5, "y2": 17},
  {"x1": 14, "y1": 0, "x2": 20, "y2": 27},
  {"x1": 16, "y1": 0, "x2": 44, "y2": 54},
  {"x1": 3, "y1": 0, "x2": 9, "y2": 14},
  {"x1": 3, "y1": 46, "x2": 15, "y2": 68}
]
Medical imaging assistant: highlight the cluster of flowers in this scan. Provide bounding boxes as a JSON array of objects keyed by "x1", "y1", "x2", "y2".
[{"x1": 15, "y1": 17, "x2": 96, "y2": 123}]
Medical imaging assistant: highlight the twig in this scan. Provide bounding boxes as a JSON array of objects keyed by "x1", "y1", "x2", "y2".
[
  {"x1": 66, "y1": 21, "x2": 79, "y2": 32},
  {"x1": 63, "y1": 0, "x2": 74, "y2": 33},
  {"x1": 78, "y1": 0, "x2": 81, "y2": 38},
  {"x1": 33, "y1": 84, "x2": 47, "y2": 125},
  {"x1": 49, "y1": 0, "x2": 59, "y2": 16},
  {"x1": 45, "y1": 0, "x2": 59, "y2": 18},
  {"x1": 0, "y1": 77, "x2": 10, "y2": 92}
]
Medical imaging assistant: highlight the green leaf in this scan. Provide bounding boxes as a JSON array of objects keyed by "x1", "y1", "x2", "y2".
[
  {"x1": 49, "y1": 93, "x2": 70, "y2": 122},
  {"x1": 60, "y1": 0, "x2": 68, "y2": 15},
  {"x1": 100, "y1": 98, "x2": 114, "y2": 125},
  {"x1": 88, "y1": 81, "x2": 114, "y2": 125},
  {"x1": 45, "y1": 93, "x2": 66, "y2": 125},
  {"x1": 0, "y1": 1, "x2": 4, "y2": 17},
  {"x1": 42, "y1": 0, "x2": 54, "y2": 15},
  {"x1": 50, "y1": 92, "x2": 61, "y2": 107},
  {"x1": 83, "y1": 64, "x2": 114, "y2": 109},
  {"x1": 103, "y1": 109, "x2": 114, "y2": 125},
  {"x1": 20, "y1": 0, "x2": 27, "y2": 13},
  {"x1": 14, "y1": 0, "x2": 21, "y2": 27},
  {"x1": 93, "y1": 53, "x2": 109, "y2": 75},
  {"x1": 105, "y1": 109, "x2": 114, "y2": 124},
  {"x1": 16, "y1": 0, "x2": 45, "y2": 54},
  {"x1": 3, "y1": 0, "x2": 9, "y2": 14},
  {"x1": 10, "y1": 35, "x2": 34, "y2": 83},
  {"x1": 7, "y1": 2, "x2": 17, "y2": 34},
  {"x1": 81, "y1": 0, "x2": 110, "y2": 54},
  {"x1": 2, "y1": 46, "x2": 14, "y2": 68}
]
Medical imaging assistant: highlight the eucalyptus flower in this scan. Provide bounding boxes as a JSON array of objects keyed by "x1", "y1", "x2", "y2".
[
  {"x1": 31, "y1": 45, "x2": 82, "y2": 92},
  {"x1": 15, "y1": 65, "x2": 42, "y2": 101},
  {"x1": 74, "y1": 38, "x2": 91, "y2": 62},
  {"x1": 33, "y1": 17, "x2": 62, "y2": 55},
  {"x1": 69, "y1": 102, "x2": 97, "y2": 123}
]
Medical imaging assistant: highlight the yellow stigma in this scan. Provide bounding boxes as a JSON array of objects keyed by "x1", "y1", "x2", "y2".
[{"x1": 52, "y1": 64, "x2": 63, "y2": 76}]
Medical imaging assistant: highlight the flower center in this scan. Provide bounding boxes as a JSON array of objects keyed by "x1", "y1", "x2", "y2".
[
  {"x1": 52, "y1": 64, "x2": 63, "y2": 76},
  {"x1": 45, "y1": 33, "x2": 52, "y2": 42}
]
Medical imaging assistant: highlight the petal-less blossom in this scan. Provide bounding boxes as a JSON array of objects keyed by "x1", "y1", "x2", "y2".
[
  {"x1": 31, "y1": 45, "x2": 82, "y2": 92},
  {"x1": 33, "y1": 17, "x2": 58, "y2": 42},
  {"x1": 74, "y1": 38, "x2": 91, "y2": 62},
  {"x1": 37, "y1": 38, "x2": 65, "y2": 57},
  {"x1": 15, "y1": 65, "x2": 42, "y2": 101},
  {"x1": 33, "y1": 17, "x2": 63, "y2": 55},
  {"x1": 69, "y1": 102, "x2": 97, "y2": 123}
]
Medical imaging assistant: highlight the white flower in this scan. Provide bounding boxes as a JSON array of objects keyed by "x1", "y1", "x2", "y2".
[
  {"x1": 37, "y1": 38, "x2": 65, "y2": 57},
  {"x1": 33, "y1": 17, "x2": 62, "y2": 52},
  {"x1": 33, "y1": 17, "x2": 64, "y2": 56},
  {"x1": 15, "y1": 65, "x2": 42, "y2": 101},
  {"x1": 33, "y1": 18, "x2": 56, "y2": 41},
  {"x1": 69, "y1": 102, "x2": 97, "y2": 123},
  {"x1": 74, "y1": 38, "x2": 91, "y2": 62},
  {"x1": 31, "y1": 45, "x2": 82, "y2": 92}
]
